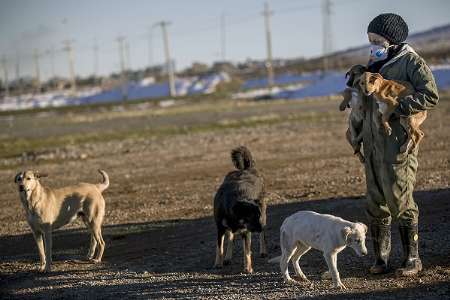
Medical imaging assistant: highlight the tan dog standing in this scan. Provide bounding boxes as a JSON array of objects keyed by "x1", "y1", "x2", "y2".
[
  {"x1": 359, "y1": 72, "x2": 427, "y2": 152},
  {"x1": 14, "y1": 170, "x2": 109, "y2": 272}
]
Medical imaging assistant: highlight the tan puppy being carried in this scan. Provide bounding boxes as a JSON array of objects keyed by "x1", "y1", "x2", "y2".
[
  {"x1": 359, "y1": 72, "x2": 427, "y2": 153},
  {"x1": 14, "y1": 169, "x2": 109, "y2": 272}
]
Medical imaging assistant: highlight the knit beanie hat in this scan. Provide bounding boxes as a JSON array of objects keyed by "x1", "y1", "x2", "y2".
[{"x1": 367, "y1": 13, "x2": 409, "y2": 44}]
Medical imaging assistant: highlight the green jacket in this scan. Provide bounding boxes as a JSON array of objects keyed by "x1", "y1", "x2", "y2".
[{"x1": 362, "y1": 44, "x2": 439, "y2": 163}]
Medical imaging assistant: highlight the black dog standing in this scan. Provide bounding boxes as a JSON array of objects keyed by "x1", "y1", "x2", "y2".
[{"x1": 213, "y1": 146, "x2": 267, "y2": 273}]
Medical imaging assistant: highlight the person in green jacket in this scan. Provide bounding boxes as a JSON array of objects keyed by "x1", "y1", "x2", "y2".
[{"x1": 361, "y1": 14, "x2": 439, "y2": 276}]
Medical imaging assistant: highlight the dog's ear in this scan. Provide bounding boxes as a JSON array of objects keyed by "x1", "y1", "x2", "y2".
[
  {"x1": 341, "y1": 226, "x2": 352, "y2": 241},
  {"x1": 373, "y1": 73, "x2": 383, "y2": 80},
  {"x1": 14, "y1": 172, "x2": 23, "y2": 183},
  {"x1": 34, "y1": 171, "x2": 48, "y2": 179},
  {"x1": 345, "y1": 71, "x2": 354, "y2": 87},
  {"x1": 346, "y1": 65, "x2": 366, "y2": 86},
  {"x1": 374, "y1": 73, "x2": 384, "y2": 86},
  {"x1": 369, "y1": 73, "x2": 383, "y2": 84},
  {"x1": 358, "y1": 222, "x2": 368, "y2": 234},
  {"x1": 339, "y1": 89, "x2": 352, "y2": 111}
]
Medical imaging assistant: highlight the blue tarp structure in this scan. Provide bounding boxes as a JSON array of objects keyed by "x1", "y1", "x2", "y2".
[{"x1": 241, "y1": 67, "x2": 450, "y2": 100}]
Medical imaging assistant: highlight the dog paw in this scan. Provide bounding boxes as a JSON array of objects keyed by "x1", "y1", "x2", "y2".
[
  {"x1": 244, "y1": 268, "x2": 253, "y2": 274},
  {"x1": 357, "y1": 154, "x2": 365, "y2": 164},
  {"x1": 91, "y1": 258, "x2": 102, "y2": 264},
  {"x1": 298, "y1": 277, "x2": 310, "y2": 284},
  {"x1": 321, "y1": 271, "x2": 332, "y2": 280},
  {"x1": 385, "y1": 127, "x2": 392, "y2": 136},
  {"x1": 38, "y1": 265, "x2": 47, "y2": 273},
  {"x1": 333, "y1": 282, "x2": 347, "y2": 290},
  {"x1": 285, "y1": 278, "x2": 298, "y2": 285}
]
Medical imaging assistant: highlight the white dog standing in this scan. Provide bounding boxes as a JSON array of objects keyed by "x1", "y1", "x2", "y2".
[
  {"x1": 14, "y1": 170, "x2": 109, "y2": 272},
  {"x1": 269, "y1": 211, "x2": 368, "y2": 289}
]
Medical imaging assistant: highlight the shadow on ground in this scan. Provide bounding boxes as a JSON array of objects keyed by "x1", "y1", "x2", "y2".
[{"x1": 1, "y1": 188, "x2": 449, "y2": 299}]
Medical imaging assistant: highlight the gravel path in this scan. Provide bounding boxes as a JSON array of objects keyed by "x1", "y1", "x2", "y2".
[{"x1": 1, "y1": 97, "x2": 449, "y2": 299}]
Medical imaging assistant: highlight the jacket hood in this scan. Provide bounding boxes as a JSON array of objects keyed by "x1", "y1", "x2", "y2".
[{"x1": 381, "y1": 44, "x2": 418, "y2": 71}]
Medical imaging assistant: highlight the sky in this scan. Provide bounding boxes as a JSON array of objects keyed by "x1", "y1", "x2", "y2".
[{"x1": 0, "y1": 0, "x2": 449, "y2": 81}]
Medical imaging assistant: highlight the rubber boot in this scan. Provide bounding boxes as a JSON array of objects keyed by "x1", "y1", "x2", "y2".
[
  {"x1": 396, "y1": 223, "x2": 422, "y2": 277},
  {"x1": 369, "y1": 224, "x2": 391, "y2": 274}
]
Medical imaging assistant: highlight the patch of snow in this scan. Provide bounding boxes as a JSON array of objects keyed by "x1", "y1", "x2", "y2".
[
  {"x1": 0, "y1": 72, "x2": 231, "y2": 111},
  {"x1": 159, "y1": 100, "x2": 177, "y2": 108}
]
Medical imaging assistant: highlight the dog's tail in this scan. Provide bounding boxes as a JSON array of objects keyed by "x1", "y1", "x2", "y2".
[
  {"x1": 231, "y1": 146, "x2": 255, "y2": 170},
  {"x1": 96, "y1": 169, "x2": 109, "y2": 193},
  {"x1": 268, "y1": 256, "x2": 281, "y2": 264}
]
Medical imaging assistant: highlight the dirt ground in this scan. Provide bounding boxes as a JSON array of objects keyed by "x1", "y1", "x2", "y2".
[{"x1": 0, "y1": 94, "x2": 449, "y2": 299}]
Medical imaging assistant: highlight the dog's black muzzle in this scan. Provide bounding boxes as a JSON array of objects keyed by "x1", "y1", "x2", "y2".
[{"x1": 19, "y1": 185, "x2": 25, "y2": 192}]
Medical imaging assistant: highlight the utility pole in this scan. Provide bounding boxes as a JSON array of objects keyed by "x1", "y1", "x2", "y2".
[
  {"x1": 1, "y1": 55, "x2": 9, "y2": 97},
  {"x1": 49, "y1": 46, "x2": 55, "y2": 79},
  {"x1": 15, "y1": 52, "x2": 20, "y2": 82},
  {"x1": 117, "y1": 36, "x2": 126, "y2": 73},
  {"x1": 154, "y1": 21, "x2": 176, "y2": 97},
  {"x1": 125, "y1": 40, "x2": 131, "y2": 71},
  {"x1": 93, "y1": 39, "x2": 99, "y2": 76},
  {"x1": 116, "y1": 36, "x2": 128, "y2": 101},
  {"x1": 63, "y1": 40, "x2": 77, "y2": 94},
  {"x1": 220, "y1": 12, "x2": 226, "y2": 62},
  {"x1": 15, "y1": 51, "x2": 21, "y2": 94},
  {"x1": 44, "y1": 46, "x2": 55, "y2": 90},
  {"x1": 148, "y1": 27, "x2": 153, "y2": 68},
  {"x1": 321, "y1": 0, "x2": 332, "y2": 73},
  {"x1": 33, "y1": 49, "x2": 41, "y2": 93},
  {"x1": 262, "y1": 2, "x2": 274, "y2": 88}
]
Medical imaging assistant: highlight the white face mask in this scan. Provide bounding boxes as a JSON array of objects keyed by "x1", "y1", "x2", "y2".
[{"x1": 369, "y1": 44, "x2": 392, "y2": 64}]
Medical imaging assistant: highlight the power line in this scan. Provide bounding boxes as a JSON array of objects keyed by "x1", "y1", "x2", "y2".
[
  {"x1": 2, "y1": 0, "x2": 361, "y2": 84},
  {"x1": 275, "y1": 3, "x2": 318, "y2": 15}
]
